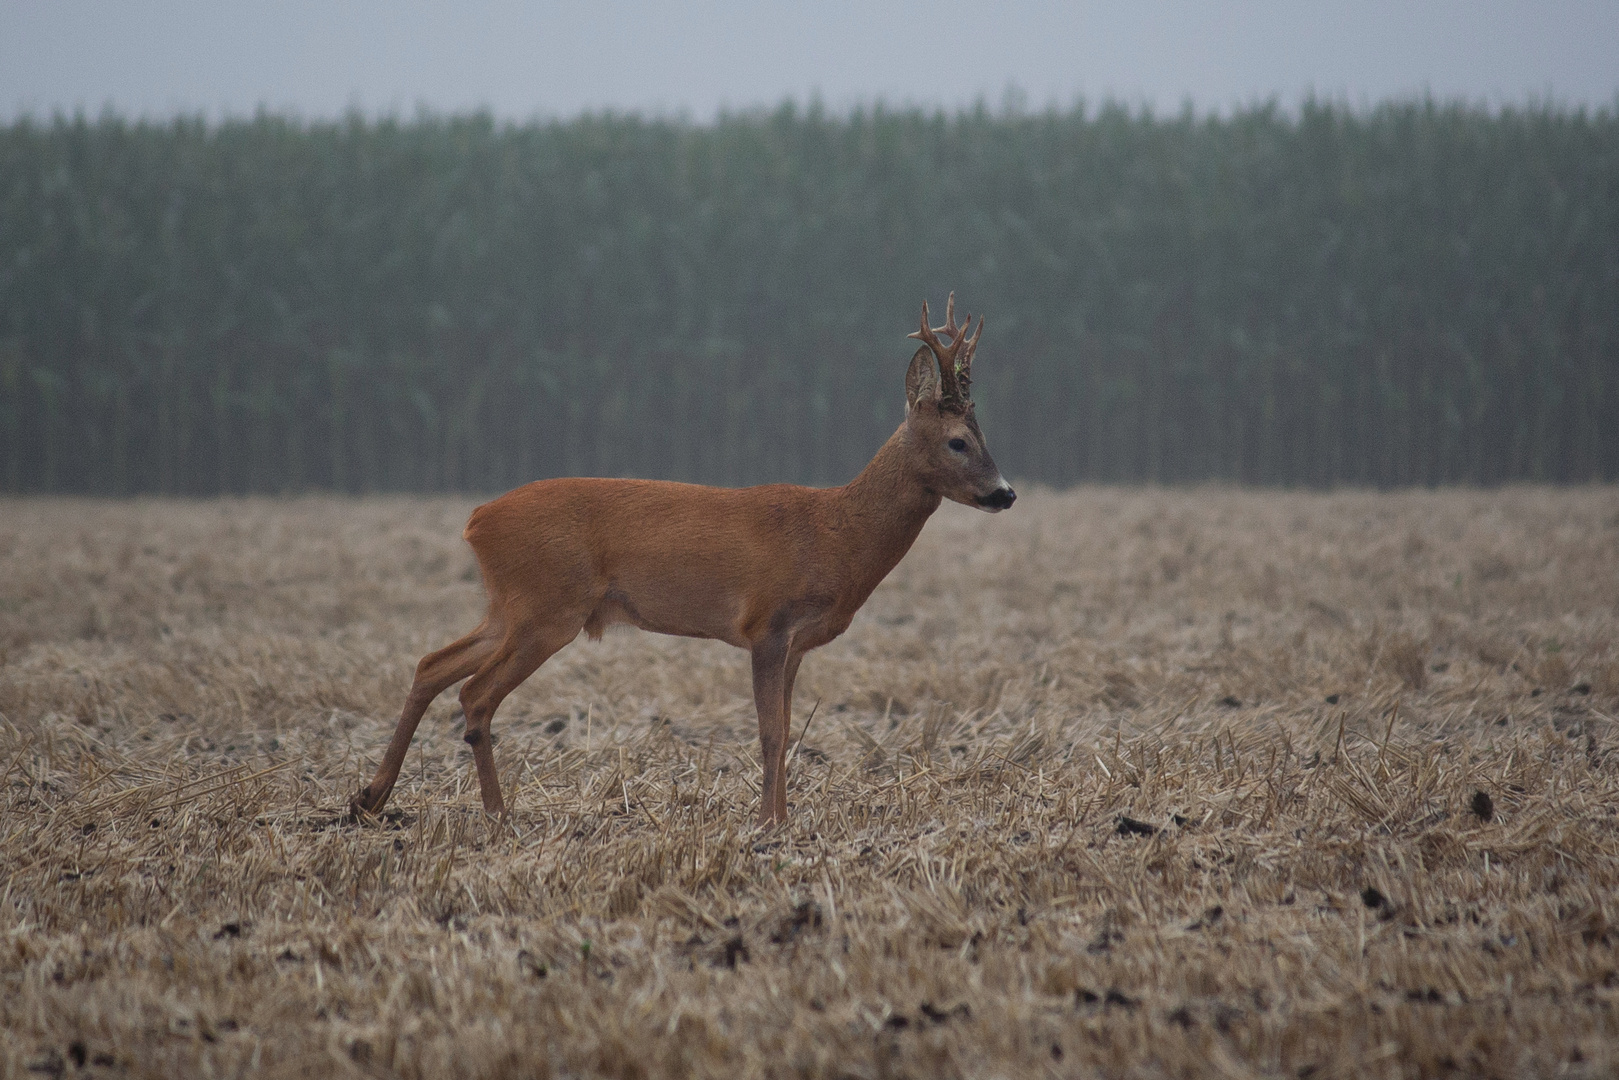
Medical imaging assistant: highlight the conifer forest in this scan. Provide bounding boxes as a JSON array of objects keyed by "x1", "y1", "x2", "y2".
[{"x1": 2, "y1": 100, "x2": 1615, "y2": 494}]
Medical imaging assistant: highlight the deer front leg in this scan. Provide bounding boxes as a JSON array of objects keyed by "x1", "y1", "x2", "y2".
[
  {"x1": 779, "y1": 650, "x2": 805, "y2": 823},
  {"x1": 750, "y1": 635, "x2": 791, "y2": 828}
]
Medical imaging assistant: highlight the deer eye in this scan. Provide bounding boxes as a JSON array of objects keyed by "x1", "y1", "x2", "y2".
[{"x1": 948, "y1": 437, "x2": 968, "y2": 453}]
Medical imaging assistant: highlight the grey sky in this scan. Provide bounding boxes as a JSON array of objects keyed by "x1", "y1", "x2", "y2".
[{"x1": 3, "y1": 1, "x2": 1616, "y2": 121}]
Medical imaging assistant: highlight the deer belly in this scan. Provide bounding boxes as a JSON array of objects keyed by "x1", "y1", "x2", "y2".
[{"x1": 585, "y1": 584, "x2": 748, "y2": 647}]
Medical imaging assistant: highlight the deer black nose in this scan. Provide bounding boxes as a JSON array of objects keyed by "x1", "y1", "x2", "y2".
[{"x1": 977, "y1": 486, "x2": 1016, "y2": 510}]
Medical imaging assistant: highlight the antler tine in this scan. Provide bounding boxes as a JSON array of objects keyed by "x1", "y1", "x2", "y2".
[
  {"x1": 907, "y1": 298, "x2": 964, "y2": 403},
  {"x1": 942, "y1": 292, "x2": 959, "y2": 338},
  {"x1": 956, "y1": 315, "x2": 984, "y2": 392},
  {"x1": 909, "y1": 299, "x2": 931, "y2": 341}
]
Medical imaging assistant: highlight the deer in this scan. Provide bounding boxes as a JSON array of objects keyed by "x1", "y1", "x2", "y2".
[{"x1": 350, "y1": 294, "x2": 1015, "y2": 828}]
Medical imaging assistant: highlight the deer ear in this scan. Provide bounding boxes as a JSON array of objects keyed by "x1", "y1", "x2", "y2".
[{"x1": 905, "y1": 346, "x2": 939, "y2": 411}]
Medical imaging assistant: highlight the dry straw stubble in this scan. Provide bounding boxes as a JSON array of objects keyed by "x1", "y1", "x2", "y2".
[{"x1": 2, "y1": 487, "x2": 1618, "y2": 1077}]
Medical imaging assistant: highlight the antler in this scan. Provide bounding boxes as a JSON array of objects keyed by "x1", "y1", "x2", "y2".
[
  {"x1": 953, "y1": 304, "x2": 984, "y2": 399},
  {"x1": 907, "y1": 292, "x2": 984, "y2": 407}
]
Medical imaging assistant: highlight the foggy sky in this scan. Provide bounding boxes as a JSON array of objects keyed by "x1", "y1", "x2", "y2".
[{"x1": 3, "y1": 0, "x2": 1616, "y2": 121}]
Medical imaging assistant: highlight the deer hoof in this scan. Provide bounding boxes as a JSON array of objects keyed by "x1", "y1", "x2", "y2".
[{"x1": 349, "y1": 788, "x2": 382, "y2": 819}]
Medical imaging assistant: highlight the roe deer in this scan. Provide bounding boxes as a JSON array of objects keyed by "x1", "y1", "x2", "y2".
[{"x1": 351, "y1": 295, "x2": 1015, "y2": 827}]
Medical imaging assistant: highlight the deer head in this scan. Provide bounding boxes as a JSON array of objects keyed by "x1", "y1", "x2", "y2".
[{"x1": 903, "y1": 293, "x2": 1016, "y2": 512}]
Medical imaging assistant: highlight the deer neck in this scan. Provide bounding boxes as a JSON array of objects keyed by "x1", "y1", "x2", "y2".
[{"x1": 831, "y1": 424, "x2": 942, "y2": 596}]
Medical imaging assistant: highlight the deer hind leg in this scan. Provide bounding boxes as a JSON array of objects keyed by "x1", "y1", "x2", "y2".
[
  {"x1": 352, "y1": 623, "x2": 499, "y2": 817},
  {"x1": 458, "y1": 625, "x2": 575, "y2": 817}
]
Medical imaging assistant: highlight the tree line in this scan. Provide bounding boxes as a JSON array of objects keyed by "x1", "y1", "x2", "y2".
[{"x1": 1, "y1": 99, "x2": 1615, "y2": 495}]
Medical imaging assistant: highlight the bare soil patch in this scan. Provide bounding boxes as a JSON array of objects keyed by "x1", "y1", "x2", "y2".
[{"x1": 2, "y1": 487, "x2": 1618, "y2": 1078}]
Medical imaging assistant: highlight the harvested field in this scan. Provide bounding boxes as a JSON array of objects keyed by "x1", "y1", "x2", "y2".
[{"x1": 2, "y1": 486, "x2": 1619, "y2": 1078}]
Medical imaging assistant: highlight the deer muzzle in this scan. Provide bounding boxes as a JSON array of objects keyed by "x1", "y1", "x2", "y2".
[{"x1": 976, "y1": 485, "x2": 1017, "y2": 511}]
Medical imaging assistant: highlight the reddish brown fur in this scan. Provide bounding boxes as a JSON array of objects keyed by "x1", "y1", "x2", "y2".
[{"x1": 351, "y1": 298, "x2": 1014, "y2": 826}]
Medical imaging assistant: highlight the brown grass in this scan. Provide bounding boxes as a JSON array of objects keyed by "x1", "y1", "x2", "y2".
[{"x1": 2, "y1": 487, "x2": 1618, "y2": 1079}]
